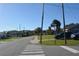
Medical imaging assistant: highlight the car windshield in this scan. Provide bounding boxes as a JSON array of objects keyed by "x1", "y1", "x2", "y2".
[
  {"x1": 73, "y1": 32, "x2": 79, "y2": 35},
  {"x1": 71, "y1": 30, "x2": 79, "y2": 33}
]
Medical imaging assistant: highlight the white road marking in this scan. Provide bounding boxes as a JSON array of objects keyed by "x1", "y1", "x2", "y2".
[
  {"x1": 25, "y1": 47, "x2": 42, "y2": 50},
  {"x1": 21, "y1": 51, "x2": 44, "y2": 54},
  {"x1": 20, "y1": 54, "x2": 45, "y2": 56},
  {"x1": 60, "y1": 46, "x2": 79, "y2": 53},
  {"x1": 20, "y1": 44, "x2": 45, "y2": 56},
  {"x1": 23, "y1": 49, "x2": 43, "y2": 51},
  {"x1": 24, "y1": 45, "x2": 42, "y2": 49}
]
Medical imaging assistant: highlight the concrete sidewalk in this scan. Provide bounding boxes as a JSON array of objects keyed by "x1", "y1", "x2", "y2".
[
  {"x1": 30, "y1": 36, "x2": 39, "y2": 44},
  {"x1": 19, "y1": 36, "x2": 45, "y2": 56},
  {"x1": 20, "y1": 44, "x2": 45, "y2": 56}
]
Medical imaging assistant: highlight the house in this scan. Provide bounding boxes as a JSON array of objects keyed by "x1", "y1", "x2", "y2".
[{"x1": 65, "y1": 23, "x2": 79, "y2": 33}]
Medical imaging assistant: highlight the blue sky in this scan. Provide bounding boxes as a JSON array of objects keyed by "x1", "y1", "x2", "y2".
[{"x1": 0, "y1": 3, "x2": 79, "y2": 32}]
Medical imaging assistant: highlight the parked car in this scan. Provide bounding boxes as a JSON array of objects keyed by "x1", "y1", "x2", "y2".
[
  {"x1": 0, "y1": 34, "x2": 7, "y2": 39},
  {"x1": 55, "y1": 32, "x2": 72, "y2": 39},
  {"x1": 71, "y1": 32, "x2": 79, "y2": 40}
]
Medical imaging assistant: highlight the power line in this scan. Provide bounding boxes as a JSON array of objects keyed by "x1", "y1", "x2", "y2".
[{"x1": 19, "y1": 24, "x2": 21, "y2": 31}]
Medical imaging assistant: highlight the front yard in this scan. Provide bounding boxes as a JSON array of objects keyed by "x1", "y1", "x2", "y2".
[
  {"x1": 0, "y1": 37, "x2": 18, "y2": 43},
  {"x1": 38, "y1": 35, "x2": 79, "y2": 46}
]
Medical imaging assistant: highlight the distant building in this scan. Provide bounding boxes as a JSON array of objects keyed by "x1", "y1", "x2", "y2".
[{"x1": 65, "y1": 23, "x2": 79, "y2": 33}]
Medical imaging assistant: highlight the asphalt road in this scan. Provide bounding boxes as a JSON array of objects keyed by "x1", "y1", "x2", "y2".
[
  {"x1": 0, "y1": 36, "x2": 79, "y2": 56},
  {"x1": 0, "y1": 36, "x2": 34, "y2": 56},
  {"x1": 42, "y1": 45, "x2": 79, "y2": 56}
]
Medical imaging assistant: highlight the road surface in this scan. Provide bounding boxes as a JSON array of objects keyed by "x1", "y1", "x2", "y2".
[
  {"x1": 0, "y1": 36, "x2": 79, "y2": 56},
  {"x1": 0, "y1": 36, "x2": 34, "y2": 56}
]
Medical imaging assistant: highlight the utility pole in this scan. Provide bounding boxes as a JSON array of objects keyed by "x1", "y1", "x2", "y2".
[
  {"x1": 19, "y1": 24, "x2": 21, "y2": 31},
  {"x1": 40, "y1": 3, "x2": 44, "y2": 44},
  {"x1": 23, "y1": 26, "x2": 25, "y2": 36},
  {"x1": 62, "y1": 3, "x2": 67, "y2": 45}
]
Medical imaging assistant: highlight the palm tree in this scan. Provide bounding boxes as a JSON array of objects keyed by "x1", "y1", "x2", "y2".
[{"x1": 51, "y1": 19, "x2": 61, "y2": 33}]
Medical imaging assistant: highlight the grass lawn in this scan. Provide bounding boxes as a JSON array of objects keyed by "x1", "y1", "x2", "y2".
[
  {"x1": 38, "y1": 35, "x2": 55, "y2": 40},
  {"x1": 0, "y1": 37, "x2": 18, "y2": 43},
  {"x1": 38, "y1": 35, "x2": 79, "y2": 46}
]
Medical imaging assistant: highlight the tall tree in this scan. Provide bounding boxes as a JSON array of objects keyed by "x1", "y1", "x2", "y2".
[
  {"x1": 34, "y1": 27, "x2": 41, "y2": 35},
  {"x1": 47, "y1": 26, "x2": 53, "y2": 35},
  {"x1": 51, "y1": 19, "x2": 61, "y2": 33}
]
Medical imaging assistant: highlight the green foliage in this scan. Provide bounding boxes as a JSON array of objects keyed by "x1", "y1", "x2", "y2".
[
  {"x1": 51, "y1": 19, "x2": 61, "y2": 33},
  {"x1": 6, "y1": 30, "x2": 34, "y2": 38},
  {"x1": 46, "y1": 27, "x2": 53, "y2": 35},
  {"x1": 34, "y1": 27, "x2": 41, "y2": 35},
  {"x1": 42, "y1": 35, "x2": 55, "y2": 40},
  {"x1": 41, "y1": 35, "x2": 79, "y2": 46},
  {"x1": 0, "y1": 37, "x2": 17, "y2": 43}
]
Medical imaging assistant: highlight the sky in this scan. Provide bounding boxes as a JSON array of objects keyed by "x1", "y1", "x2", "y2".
[{"x1": 0, "y1": 3, "x2": 79, "y2": 32}]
